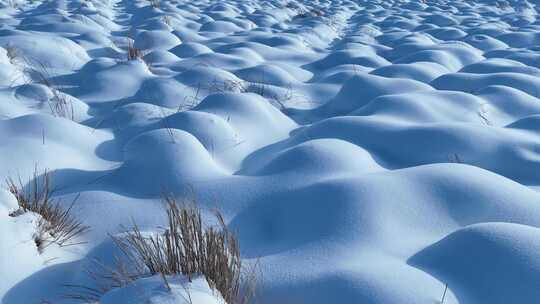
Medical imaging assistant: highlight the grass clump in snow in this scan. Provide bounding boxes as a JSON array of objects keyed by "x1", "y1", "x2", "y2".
[
  {"x1": 148, "y1": 0, "x2": 159, "y2": 8},
  {"x1": 113, "y1": 195, "x2": 248, "y2": 303},
  {"x1": 125, "y1": 30, "x2": 148, "y2": 63},
  {"x1": 13, "y1": 54, "x2": 76, "y2": 120},
  {"x1": 6, "y1": 168, "x2": 89, "y2": 253},
  {"x1": 32, "y1": 67, "x2": 76, "y2": 120},
  {"x1": 68, "y1": 195, "x2": 256, "y2": 303},
  {"x1": 126, "y1": 37, "x2": 145, "y2": 61},
  {"x1": 2, "y1": 44, "x2": 75, "y2": 120},
  {"x1": 4, "y1": 44, "x2": 18, "y2": 64}
]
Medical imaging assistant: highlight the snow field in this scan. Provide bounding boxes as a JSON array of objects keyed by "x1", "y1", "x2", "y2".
[{"x1": 1, "y1": 0, "x2": 540, "y2": 303}]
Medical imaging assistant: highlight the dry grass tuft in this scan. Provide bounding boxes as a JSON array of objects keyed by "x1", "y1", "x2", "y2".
[
  {"x1": 148, "y1": 0, "x2": 159, "y2": 8},
  {"x1": 6, "y1": 0, "x2": 17, "y2": 9},
  {"x1": 3, "y1": 47, "x2": 74, "y2": 120},
  {"x1": 205, "y1": 79, "x2": 248, "y2": 95},
  {"x1": 5, "y1": 45, "x2": 18, "y2": 63},
  {"x1": 23, "y1": 58, "x2": 75, "y2": 120},
  {"x1": 113, "y1": 196, "x2": 244, "y2": 303},
  {"x1": 7, "y1": 168, "x2": 89, "y2": 253},
  {"x1": 127, "y1": 37, "x2": 145, "y2": 61},
  {"x1": 183, "y1": 78, "x2": 310, "y2": 112},
  {"x1": 66, "y1": 195, "x2": 257, "y2": 303},
  {"x1": 162, "y1": 15, "x2": 172, "y2": 26}
]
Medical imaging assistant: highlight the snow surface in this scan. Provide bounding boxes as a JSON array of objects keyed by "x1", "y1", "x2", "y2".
[{"x1": 1, "y1": 0, "x2": 540, "y2": 303}]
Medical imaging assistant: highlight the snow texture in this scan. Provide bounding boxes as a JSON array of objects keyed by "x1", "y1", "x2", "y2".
[{"x1": 2, "y1": 0, "x2": 540, "y2": 303}]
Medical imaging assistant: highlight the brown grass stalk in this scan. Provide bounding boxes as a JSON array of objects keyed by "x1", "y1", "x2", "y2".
[
  {"x1": 7, "y1": 168, "x2": 89, "y2": 253},
  {"x1": 68, "y1": 195, "x2": 256, "y2": 303}
]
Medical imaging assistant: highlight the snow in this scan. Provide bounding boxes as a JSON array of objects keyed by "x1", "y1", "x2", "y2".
[
  {"x1": 1, "y1": 0, "x2": 540, "y2": 303},
  {"x1": 100, "y1": 276, "x2": 225, "y2": 304}
]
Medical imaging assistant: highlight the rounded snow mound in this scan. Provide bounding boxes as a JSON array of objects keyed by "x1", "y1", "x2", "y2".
[
  {"x1": 100, "y1": 275, "x2": 224, "y2": 304},
  {"x1": 123, "y1": 129, "x2": 225, "y2": 176},
  {"x1": 200, "y1": 20, "x2": 243, "y2": 33},
  {"x1": 0, "y1": 30, "x2": 90, "y2": 71},
  {"x1": 410, "y1": 222, "x2": 540, "y2": 304},
  {"x1": 235, "y1": 63, "x2": 300, "y2": 86},
  {"x1": 135, "y1": 77, "x2": 192, "y2": 109},
  {"x1": 170, "y1": 42, "x2": 213, "y2": 58},
  {"x1": 14, "y1": 84, "x2": 90, "y2": 122},
  {"x1": 431, "y1": 72, "x2": 540, "y2": 97},
  {"x1": 243, "y1": 138, "x2": 382, "y2": 176},
  {"x1": 370, "y1": 62, "x2": 448, "y2": 83},
  {"x1": 117, "y1": 129, "x2": 226, "y2": 193},
  {"x1": 0, "y1": 113, "x2": 117, "y2": 176},
  {"x1": 315, "y1": 74, "x2": 433, "y2": 116},
  {"x1": 164, "y1": 110, "x2": 244, "y2": 170},
  {"x1": 175, "y1": 66, "x2": 244, "y2": 89},
  {"x1": 352, "y1": 90, "x2": 490, "y2": 124},
  {"x1": 194, "y1": 93, "x2": 296, "y2": 142},
  {"x1": 134, "y1": 30, "x2": 182, "y2": 51},
  {"x1": 142, "y1": 50, "x2": 181, "y2": 66}
]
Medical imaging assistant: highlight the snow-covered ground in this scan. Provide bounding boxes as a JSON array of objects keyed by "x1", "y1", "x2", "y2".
[{"x1": 2, "y1": 0, "x2": 540, "y2": 303}]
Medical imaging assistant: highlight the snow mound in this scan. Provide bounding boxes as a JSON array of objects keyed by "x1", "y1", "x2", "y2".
[
  {"x1": 101, "y1": 276, "x2": 224, "y2": 304},
  {"x1": 314, "y1": 74, "x2": 433, "y2": 117},
  {"x1": 410, "y1": 222, "x2": 540, "y2": 304}
]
